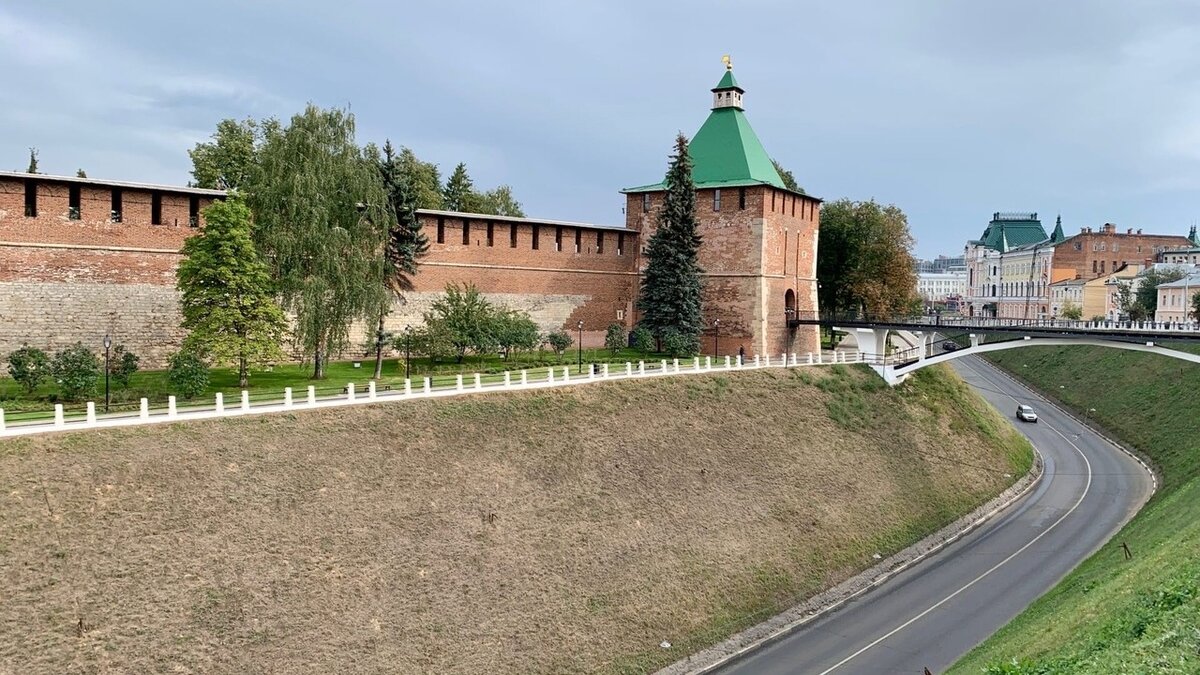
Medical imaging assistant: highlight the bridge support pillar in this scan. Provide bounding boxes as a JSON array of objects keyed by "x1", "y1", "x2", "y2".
[
  {"x1": 969, "y1": 333, "x2": 981, "y2": 349},
  {"x1": 912, "y1": 331, "x2": 934, "y2": 361},
  {"x1": 844, "y1": 327, "x2": 890, "y2": 362}
]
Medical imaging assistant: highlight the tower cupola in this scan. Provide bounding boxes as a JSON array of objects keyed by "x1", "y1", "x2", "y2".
[{"x1": 712, "y1": 55, "x2": 744, "y2": 110}]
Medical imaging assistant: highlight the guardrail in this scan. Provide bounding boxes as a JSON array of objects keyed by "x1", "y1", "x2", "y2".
[
  {"x1": 0, "y1": 351, "x2": 868, "y2": 438},
  {"x1": 791, "y1": 311, "x2": 1200, "y2": 334}
]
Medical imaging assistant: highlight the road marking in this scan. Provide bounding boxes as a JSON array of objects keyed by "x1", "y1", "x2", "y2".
[{"x1": 815, "y1": 359, "x2": 1094, "y2": 674}]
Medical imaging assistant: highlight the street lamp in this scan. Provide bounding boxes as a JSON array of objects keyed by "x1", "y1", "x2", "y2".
[
  {"x1": 713, "y1": 319, "x2": 720, "y2": 356},
  {"x1": 102, "y1": 333, "x2": 112, "y2": 413},
  {"x1": 404, "y1": 326, "x2": 412, "y2": 380},
  {"x1": 576, "y1": 320, "x2": 584, "y2": 371}
]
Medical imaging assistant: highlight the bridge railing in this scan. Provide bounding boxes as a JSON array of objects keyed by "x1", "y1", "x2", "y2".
[{"x1": 793, "y1": 310, "x2": 1200, "y2": 334}]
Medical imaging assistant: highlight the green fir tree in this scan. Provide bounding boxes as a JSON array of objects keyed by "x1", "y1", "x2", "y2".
[
  {"x1": 636, "y1": 134, "x2": 703, "y2": 352},
  {"x1": 443, "y1": 162, "x2": 479, "y2": 212}
]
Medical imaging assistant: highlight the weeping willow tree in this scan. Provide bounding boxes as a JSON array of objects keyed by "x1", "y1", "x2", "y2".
[{"x1": 247, "y1": 105, "x2": 391, "y2": 379}]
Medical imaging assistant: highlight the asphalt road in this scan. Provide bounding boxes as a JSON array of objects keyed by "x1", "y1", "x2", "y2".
[{"x1": 715, "y1": 356, "x2": 1154, "y2": 675}]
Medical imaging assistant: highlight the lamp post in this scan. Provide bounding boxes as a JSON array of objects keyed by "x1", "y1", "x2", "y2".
[
  {"x1": 713, "y1": 319, "x2": 720, "y2": 356},
  {"x1": 103, "y1": 333, "x2": 112, "y2": 413},
  {"x1": 404, "y1": 326, "x2": 412, "y2": 380},
  {"x1": 576, "y1": 320, "x2": 584, "y2": 371}
]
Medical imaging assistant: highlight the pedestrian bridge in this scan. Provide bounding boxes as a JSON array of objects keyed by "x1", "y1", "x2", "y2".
[{"x1": 803, "y1": 312, "x2": 1200, "y2": 385}]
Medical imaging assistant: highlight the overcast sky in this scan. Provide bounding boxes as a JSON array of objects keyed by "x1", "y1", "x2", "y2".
[{"x1": 4, "y1": 1, "x2": 1200, "y2": 257}]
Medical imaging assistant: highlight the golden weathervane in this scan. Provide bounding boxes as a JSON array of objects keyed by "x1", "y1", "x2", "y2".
[{"x1": 722, "y1": 54, "x2": 733, "y2": 70}]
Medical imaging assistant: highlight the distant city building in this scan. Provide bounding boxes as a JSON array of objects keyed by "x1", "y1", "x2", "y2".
[
  {"x1": 917, "y1": 269, "x2": 967, "y2": 303},
  {"x1": 1053, "y1": 222, "x2": 1191, "y2": 280},
  {"x1": 1049, "y1": 278, "x2": 1085, "y2": 317},
  {"x1": 1154, "y1": 270, "x2": 1200, "y2": 323},
  {"x1": 915, "y1": 255, "x2": 966, "y2": 273},
  {"x1": 964, "y1": 212, "x2": 1059, "y2": 319},
  {"x1": 1157, "y1": 225, "x2": 1200, "y2": 266}
]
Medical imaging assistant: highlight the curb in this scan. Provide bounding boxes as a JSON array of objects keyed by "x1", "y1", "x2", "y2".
[{"x1": 655, "y1": 391, "x2": 1046, "y2": 675}]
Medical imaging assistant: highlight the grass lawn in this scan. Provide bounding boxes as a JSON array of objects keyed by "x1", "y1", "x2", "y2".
[
  {"x1": 0, "y1": 364, "x2": 1029, "y2": 674},
  {"x1": 948, "y1": 345, "x2": 1200, "y2": 674},
  {"x1": 0, "y1": 347, "x2": 682, "y2": 423}
]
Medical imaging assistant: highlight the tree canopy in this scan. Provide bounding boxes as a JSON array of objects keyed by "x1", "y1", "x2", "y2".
[
  {"x1": 637, "y1": 133, "x2": 703, "y2": 354},
  {"x1": 177, "y1": 196, "x2": 288, "y2": 387},
  {"x1": 188, "y1": 118, "x2": 268, "y2": 191},
  {"x1": 771, "y1": 158, "x2": 804, "y2": 194},
  {"x1": 817, "y1": 199, "x2": 919, "y2": 316}
]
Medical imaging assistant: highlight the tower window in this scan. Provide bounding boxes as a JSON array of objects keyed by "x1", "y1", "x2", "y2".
[
  {"x1": 617, "y1": 232, "x2": 624, "y2": 256},
  {"x1": 188, "y1": 196, "x2": 200, "y2": 227},
  {"x1": 510, "y1": 223, "x2": 518, "y2": 248},
  {"x1": 739, "y1": 187, "x2": 746, "y2": 210},
  {"x1": 462, "y1": 218, "x2": 470, "y2": 245},
  {"x1": 642, "y1": 193, "x2": 650, "y2": 212},
  {"x1": 597, "y1": 231, "x2": 604, "y2": 254},
  {"x1": 713, "y1": 189, "x2": 721, "y2": 212},
  {"x1": 532, "y1": 225, "x2": 540, "y2": 250},
  {"x1": 771, "y1": 190, "x2": 776, "y2": 211},
  {"x1": 111, "y1": 189, "x2": 123, "y2": 223},
  {"x1": 437, "y1": 217, "x2": 445, "y2": 243},
  {"x1": 486, "y1": 221, "x2": 494, "y2": 247},
  {"x1": 575, "y1": 228, "x2": 581, "y2": 253},
  {"x1": 68, "y1": 185, "x2": 81, "y2": 220},
  {"x1": 151, "y1": 193, "x2": 163, "y2": 225},
  {"x1": 555, "y1": 226, "x2": 563, "y2": 252},
  {"x1": 23, "y1": 179, "x2": 36, "y2": 217},
  {"x1": 791, "y1": 196, "x2": 796, "y2": 217}
]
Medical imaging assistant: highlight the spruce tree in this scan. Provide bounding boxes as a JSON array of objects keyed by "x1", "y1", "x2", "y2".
[
  {"x1": 637, "y1": 134, "x2": 703, "y2": 352},
  {"x1": 26, "y1": 147, "x2": 38, "y2": 174},
  {"x1": 443, "y1": 163, "x2": 478, "y2": 212}
]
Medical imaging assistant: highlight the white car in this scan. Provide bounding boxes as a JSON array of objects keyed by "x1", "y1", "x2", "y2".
[{"x1": 1016, "y1": 405, "x2": 1038, "y2": 423}]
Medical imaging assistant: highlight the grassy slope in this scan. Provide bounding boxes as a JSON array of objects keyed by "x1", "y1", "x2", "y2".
[
  {"x1": 0, "y1": 365, "x2": 1029, "y2": 675},
  {"x1": 949, "y1": 345, "x2": 1200, "y2": 674}
]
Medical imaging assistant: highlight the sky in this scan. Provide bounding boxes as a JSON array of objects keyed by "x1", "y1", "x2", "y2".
[{"x1": 3, "y1": 0, "x2": 1200, "y2": 258}]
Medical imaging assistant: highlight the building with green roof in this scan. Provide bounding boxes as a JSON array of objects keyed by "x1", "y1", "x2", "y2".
[{"x1": 622, "y1": 61, "x2": 821, "y2": 358}]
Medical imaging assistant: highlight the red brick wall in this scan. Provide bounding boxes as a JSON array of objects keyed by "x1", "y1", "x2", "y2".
[{"x1": 1053, "y1": 228, "x2": 1193, "y2": 280}]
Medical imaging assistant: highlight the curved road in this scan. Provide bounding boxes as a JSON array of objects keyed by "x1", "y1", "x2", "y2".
[{"x1": 715, "y1": 356, "x2": 1154, "y2": 674}]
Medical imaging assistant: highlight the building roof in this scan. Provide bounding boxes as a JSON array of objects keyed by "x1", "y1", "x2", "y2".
[
  {"x1": 0, "y1": 170, "x2": 226, "y2": 197},
  {"x1": 624, "y1": 69, "x2": 809, "y2": 197},
  {"x1": 416, "y1": 209, "x2": 635, "y2": 233},
  {"x1": 1050, "y1": 277, "x2": 1087, "y2": 287},
  {"x1": 969, "y1": 212, "x2": 1049, "y2": 252},
  {"x1": 1050, "y1": 215, "x2": 1065, "y2": 244},
  {"x1": 1156, "y1": 272, "x2": 1200, "y2": 288},
  {"x1": 712, "y1": 69, "x2": 742, "y2": 92}
]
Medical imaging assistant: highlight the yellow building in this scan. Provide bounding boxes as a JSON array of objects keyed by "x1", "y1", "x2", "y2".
[{"x1": 1083, "y1": 263, "x2": 1141, "y2": 320}]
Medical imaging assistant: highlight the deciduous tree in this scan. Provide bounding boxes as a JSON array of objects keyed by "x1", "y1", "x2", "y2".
[
  {"x1": 246, "y1": 105, "x2": 389, "y2": 379},
  {"x1": 188, "y1": 118, "x2": 267, "y2": 191},
  {"x1": 177, "y1": 196, "x2": 288, "y2": 388},
  {"x1": 771, "y1": 158, "x2": 804, "y2": 194},
  {"x1": 397, "y1": 146, "x2": 444, "y2": 210},
  {"x1": 7, "y1": 345, "x2": 49, "y2": 394},
  {"x1": 1134, "y1": 267, "x2": 1186, "y2": 318},
  {"x1": 817, "y1": 199, "x2": 918, "y2": 317},
  {"x1": 604, "y1": 323, "x2": 627, "y2": 355},
  {"x1": 426, "y1": 282, "x2": 495, "y2": 363},
  {"x1": 477, "y1": 185, "x2": 526, "y2": 217},
  {"x1": 637, "y1": 134, "x2": 704, "y2": 347}
]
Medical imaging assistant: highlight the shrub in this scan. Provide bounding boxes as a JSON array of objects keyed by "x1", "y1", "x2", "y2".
[
  {"x1": 604, "y1": 323, "x2": 627, "y2": 355},
  {"x1": 544, "y1": 331, "x2": 572, "y2": 359},
  {"x1": 661, "y1": 329, "x2": 699, "y2": 358},
  {"x1": 50, "y1": 343, "x2": 101, "y2": 401},
  {"x1": 110, "y1": 345, "x2": 140, "y2": 389},
  {"x1": 168, "y1": 350, "x2": 210, "y2": 399},
  {"x1": 631, "y1": 326, "x2": 655, "y2": 353},
  {"x1": 7, "y1": 345, "x2": 49, "y2": 394}
]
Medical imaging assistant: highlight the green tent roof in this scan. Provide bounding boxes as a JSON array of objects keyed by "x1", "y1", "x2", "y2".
[
  {"x1": 972, "y1": 215, "x2": 1049, "y2": 252},
  {"x1": 713, "y1": 69, "x2": 741, "y2": 91},
  {"x1": 623, "y1": 91, "x2": 789, "y2": 194}
]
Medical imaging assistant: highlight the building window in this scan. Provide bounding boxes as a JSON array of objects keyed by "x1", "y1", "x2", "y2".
[
  {"x1": 713, "y1": 189, "x2": 721, "y2": 212},
  {"x1": 23, "y1": 179, "x2": 37, "y2": 217},
  {"x1": 188, "y1": 195, "x2": 199, "y2": 227},
  {"x1": 510, "y1": 223, "x2": 518, "y2": 248},
  {"x1": 1100, "y1": 260, "x2": 1105, "y2": 273},
  {"x1": 575, "y1": 228, "x2": 581, "y2": 253},
  {"x1": 739, "y1": 187, "x2": 746, "y2": 210},
  {"x1": 771, "y1": 190, "x2": 776, "y2": 211},
  {"x1": 616, "y1": 309, "x2": 625, "y2": 321},
  {"x1": 597, "y1": 231, "x2": 604, "y2": 254},
  {"x1": 1092, "y1": 260, "x2": 1098, "y2": 273},
  {"x1": 555, "y1": 226, "x2": 563, "y2": 252},
  {"x1": 791, "y1": 196, "x2": 796, "y2": 217},
  {"x1": 68, "y1": 185, "x2": 81, "y2": 220},
  {"x1": 1074, "y1": 242, "x2": 1082, "y2": 251},
  {"x1": 642, "y1": 193, "x2": 650, "y2": 212},
  {"x1": 151, "y1": 193, "x2": 163, "y2": 225},
  {"x1": 617, "y1": 232, "x2": 624, "y2": 256},
  {"x1": 437, "y1": 217, "x2": 445, "y2": 244},
  {"x1": 532, "y1": 225, "x2": 539, "y2": 250},
  {"x1": 462, "y1": 219, "x2": 470, "y2": 245},
  {"x1": 111, "y1": 189, "x2": 123, "y2": 223},
  {"x1": 486, "y1": 221, "x2": 494, "y2": 247}
]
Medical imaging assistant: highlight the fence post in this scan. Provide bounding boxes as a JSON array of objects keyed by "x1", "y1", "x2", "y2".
[
  {"x1": 563, "y1": 366, "x2": 570, "y2": 382},
  {"x1": 368, "y1": 381, "x2": 377, "y2": 399},
  {"x1": 308, "y1": 385, "x2": 316, "y2": 405},
  {"x1": 693, "y1": 356, "x2": 700, "y2": 371},
  {"x1": 736, "y1": 355, "x2": 743, "y2": 368},
  {"x1": 602, "y1": 363, "x2": 610, "y2": 378},
  {"x1": 167, "y1": 396, "x2": 177, "y2": 419},
  {"x1": 404, "y1": 378, "x2": 412, "y2": 396},
  {"x1": 626, "y1": 362, "x2": 633, "y2": 376},
  {"x1": 673, "y1": 358, "x2": 680, "y2": 372},
  {"x1": 284, "y1": 387, "x2": 294, "y2": 408},
  {"x1": 86, "y1": 402, "x2": 96, "y2": 426},
  {"x1": 504, "y1": 371, "x2": 512, "y2": 387},
  {"x1": 638, "y1": 361, "x2": 645, "y2": 376},
  {"x1": 588, "y1": 364, "x2": 596, "y2": 379},
  {"x1": 791, "y1": 353, "x2": 798, "y2": 365},
  {"x1": 754, "y1": 355, "x2": 761, "y2": 367},
  {"x1": 548, "y1": 367, "x2": 555, "y2": 384},
  {"x1": 347, "y1": 383, "x2": 356, "y2": 401},
  {"x1": 456, "y1": 374, "x2": 464, "y2": 391},
  {"x1": 781, "y1": 353, "x2": 787, "y2": 366},
  {"x1": 725, "y1": 355, "x2": 732, "y2": 369},
  {"x1": 0, "y1": 408, "x2": 5, "y2": 432},
  {"x1": 54, "y1": 404, "x2": 64, "y2": 428},
  {"x1": 241, "y1": 390, "x2": 250, "y2": 411},
  {"x1": 705, "y1": 356, "x2": 712, "y2": 369},
  {"x1": 215, "y1": 392, "x2": 224, "y2": 413},
  {"x1": 816, "y1": 351, "x2": 823, "y2": 364},
  {"x1": 660, "y1": 359, "x2": 668, "y2": 374},
  {"x1": 140, "y1": 398, "x2": 149, "y2": 419},
  {"x1": 473, "y1": 373, "x2": 482, "y2": 391},
  {"x1": 520, "y1": 369, "x2": 528, "y2": 385},
  {"x1": 423, "y1": 377, "x2": 431, "y2": 394}
]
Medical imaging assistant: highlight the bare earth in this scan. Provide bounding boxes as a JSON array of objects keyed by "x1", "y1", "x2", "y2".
[{"x1": 0, "y1": 365, "x2": 1028, "y2": 674}]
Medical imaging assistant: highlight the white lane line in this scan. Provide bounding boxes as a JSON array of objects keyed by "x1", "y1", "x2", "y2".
[{"x1": 815, "y1": 359, "x2": 1094, "y2": 674}]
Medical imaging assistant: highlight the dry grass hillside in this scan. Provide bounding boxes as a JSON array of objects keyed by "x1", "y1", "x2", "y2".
[{"x1": 0, "y1": 365, "x2": 1030, "y2": 674}]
